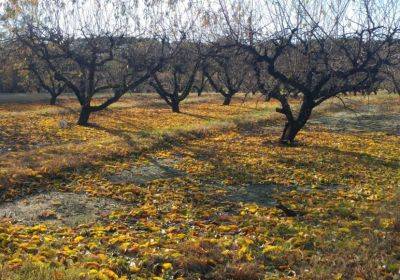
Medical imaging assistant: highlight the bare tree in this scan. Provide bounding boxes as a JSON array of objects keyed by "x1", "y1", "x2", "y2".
[
  {"x1": 193, "y1": 72, "x2": 208, "y2": 97},
  {"x1": 145, "y1": 0, "x2": 205, "y2": 112},
  {"x1": 384, "y1": 62, "x2": 400, "y2": 95},
  {"x1": 203, "y1": 46, "x2": 250, "y2": 105},
  {"x1": 214, "y1": 0, "x2": 400, "y2": 144},
  {"x1": 149, "y1": 43, "x2": 202, "y2": 113},
  {"x1": 10, "y1": 0, "x2": 167, "y2": 125},
  {"x1": 25, "y1": 55, "x2": 67, "y2": 105}
]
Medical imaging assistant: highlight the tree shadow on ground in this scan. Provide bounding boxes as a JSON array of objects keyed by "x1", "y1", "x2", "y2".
[
  {"x1": 175, "y1": 134, "x2": 393, "y2": 208},
  {"x1": 88, "y1": 123, "x2": 139, "y2": 148},
  {"x1": 56, "y1": 104, "x2": 79, "y2": 115},
  {"x1": 0, "y1": 117, "x2": 214, "y2": 201},
  {"x1": 304, "y1": 144, "x2": 399, "y2": 169},
  {"x1": 222, "y1": 183, "x2": 292, "y2": 207},
  {"x1": 181, "y1": 112, "x2": 216, "y2": 121},
  {"x1": 231, "y1": 113, "x2": 399, "y2": 170}
]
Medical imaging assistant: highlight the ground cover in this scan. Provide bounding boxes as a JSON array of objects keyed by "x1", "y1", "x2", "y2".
[{"x1": 0, "y1": 94, "x2": 398, "y2": 279}]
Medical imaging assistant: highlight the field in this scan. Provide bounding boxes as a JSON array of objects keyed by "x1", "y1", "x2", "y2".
[{"x1": 0, "y1": 93, "x2": 399, "y2": 279}]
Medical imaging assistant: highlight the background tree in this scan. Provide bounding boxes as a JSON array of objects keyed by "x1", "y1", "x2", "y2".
[
  {"x1": 145, "y1": 0, "x2": 205, "y2": 113},
  {"x1": 203, "y1": 47, "x2": 250, "y2": 105},
  {"x1": 24, "y1": 54, "x2": 67, "y2": 105},
  {"x1": 192, "y1": 72, "x2": 208, "y2": 97},
  {"x1": 384, "y1": 61, "x2": 400, "y2": 95},
  {"x1": 10, "y1": 0, "x2": 168, "y2": 125},
  {"x1": 149, "y1": 43, "x2": 202, "y2": 113},
  {"x1": 0, "y1": 39, "x2": 26, "y2": 93}
]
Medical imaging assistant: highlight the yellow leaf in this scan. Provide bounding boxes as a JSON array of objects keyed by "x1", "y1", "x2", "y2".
[
  {"x1": 129, "y1": 264, "x2": 141, "y2": 273},
  {"x1": 8, "y1": 258, "x2": 23, "y2": 266},
  {"x1": 335, "y1": 273, "x2": 343, "y2": 280},
  {"x1": 380, "y1": 218, "x2": 394, "y2": 229},
  {"x1": 247, "y1": 205, "x2": 258, "y2": 214},
  {"x1": 162, "y1": 262, "x2": 173, "y2": 270},
  {"x1": 100, "y1": 268, "x2": 119, "y2": 280},
  {"x1": 74, "y1": 236, "x2": 85, "y2": 243},
  {"x1": 218, "y1": 225, "x2": 238, "y2": 232},
  {"x1": 262, "y1": 245, "x2": 283, "y2": 254},
  {"x1": 119, "y1": 242, "x2": 130, "y2": 252}
]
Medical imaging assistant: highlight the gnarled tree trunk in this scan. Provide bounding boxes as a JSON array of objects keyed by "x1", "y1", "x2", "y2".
[
  {"x1": 49, "y1": 94, "x2": 57, "y2": 105},
  {"x1": 222, "y1": 94, "x2": 232, "y2": 105},
  {"x1": 171, "y1": 98, "x2": 180, "y2": 113},
  {"x1": 78, "y1": 105, "x2": 92, "y2": 126},
  {"x1": 280, "y1": 100, "x2": 313, "y2": 144},
  {"x1": 280, "y1": 121, "x2": 302, "y2": 144}
]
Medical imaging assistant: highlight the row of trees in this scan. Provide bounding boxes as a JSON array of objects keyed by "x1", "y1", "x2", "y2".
[{"x1": 1, "y1": 0, "x2": 399, "y2": 143}]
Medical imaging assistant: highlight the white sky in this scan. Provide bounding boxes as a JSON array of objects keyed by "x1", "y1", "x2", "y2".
[{"x1": 1, "y1": 0, "x2": 399, "y2": 39}]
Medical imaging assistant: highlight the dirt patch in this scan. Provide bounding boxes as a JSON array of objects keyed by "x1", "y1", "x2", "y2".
[
  {"x1": 226, "y1": 184, "x2": 279, "y2": 206},
  {"x1": 108, "y1": 157, "x2": 185, "y2": 185},
  {"x1": 225, "y1": 183, "x2": 347, "y2": 207},
  {"x1": 310, "y1": 103, "x2": 400, "y2": 134},
  {"x1": 0, "y1": 192, "x2": 126, "y2": 227},
  {"x1": 0, "y1": 93, "x2": 51, "y2": 104}
]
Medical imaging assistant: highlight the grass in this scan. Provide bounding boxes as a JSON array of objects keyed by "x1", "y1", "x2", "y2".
[
  {"x1": 0, "y1": 263, "x2": 88, "y2": 280},
  {"x1": 0, "y1": 92, "x2": 399, "y2": 279}
]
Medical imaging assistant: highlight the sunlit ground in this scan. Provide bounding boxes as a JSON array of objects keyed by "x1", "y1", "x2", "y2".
[{"x1": 0, "y1": 93, "x2": 398, "y2": 279}]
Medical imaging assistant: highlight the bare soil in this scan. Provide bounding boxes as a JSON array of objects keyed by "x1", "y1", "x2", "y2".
[
  {"x1": 0, "y1": 158, "x2": 185, "y2": 227},
  {"x1": 0, "y1": 192, "x2": 126, "y2": 227},
  {"x1": 310, "y1": 102, "x2": 400, "y2": 134},
  {"x1": 107, "y1": 157, "x2": 185, "y2": 185}
]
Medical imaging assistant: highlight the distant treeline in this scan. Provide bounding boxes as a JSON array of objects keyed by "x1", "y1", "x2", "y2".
[{"x1": 0, "y1": 39, "x2": 398, "y2": 95}]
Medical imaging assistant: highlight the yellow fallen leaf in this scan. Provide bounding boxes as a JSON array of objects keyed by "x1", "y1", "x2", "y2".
[
  {"x1": 247, "y1": 205, "x2": 258, "y2": 214},
  {"x1": 74, "y1": 236, "x2": 85, "y2": 243},
  {"x1": 100, "y1": 268, "x2": 119, "y2": 280},
  {"x1": 129, "y1": 264, "x2": 141, "y2": 273},
  {"x1": 262, "y1": 245, "x2": 283, "y2": 254},
  {"x1": 218, "y1": 225, "x2": 238, "y2": 232},
  {"x1": 162, "y1": 262, "x2": 173, "y2": 270}
]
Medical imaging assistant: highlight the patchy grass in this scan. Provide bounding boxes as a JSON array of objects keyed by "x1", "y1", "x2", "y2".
[
  {"x1": 0, "y1": 93, "x2": 399, "y2": 279},
  {"x1": 0, "y1": 263, "x2": 88, "y2": 280}
]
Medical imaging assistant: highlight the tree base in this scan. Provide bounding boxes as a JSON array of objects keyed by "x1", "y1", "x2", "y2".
[
  {"x1": 77, "y1": 108, "x2": 91, "y2": 126},
  {"x1": 50, "y1": 97, "x2": 57, "y2": 105},
  {"x1": 171, "y1": 101, "x2": 180, "y2": 113},
  {"x1": 279, "y1": 140, "x2": 300, "y2": 147},
  {"x1": 222, "y1": 96, "x2": 232, "y2": 105},
  {"x1": 275, "y1": 202, "x2": 303, "y2": 217}
]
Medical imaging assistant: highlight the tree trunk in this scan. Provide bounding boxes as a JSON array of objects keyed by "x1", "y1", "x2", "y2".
[
  {"x1": 280, "y1": 100, "x2": 313, "y2": 144},
  {"x1": 394, "y1": 81, "x2": 400, "y2": 95},
  {"x1": 280, "y1": 121, "x2": 301, "y2": 144},
  {"x1": 171, "y1": 99, "x2": 180, "y2": 113},
  {"x1": 77, "y1": 106, "x2": 91, "y2": 126},
  {"x1": 222, "y1": 95, "x2": 232, "y2": 105},
  {"x1": 49, "y1": 95, "x2": 57, "y2": 105}
]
